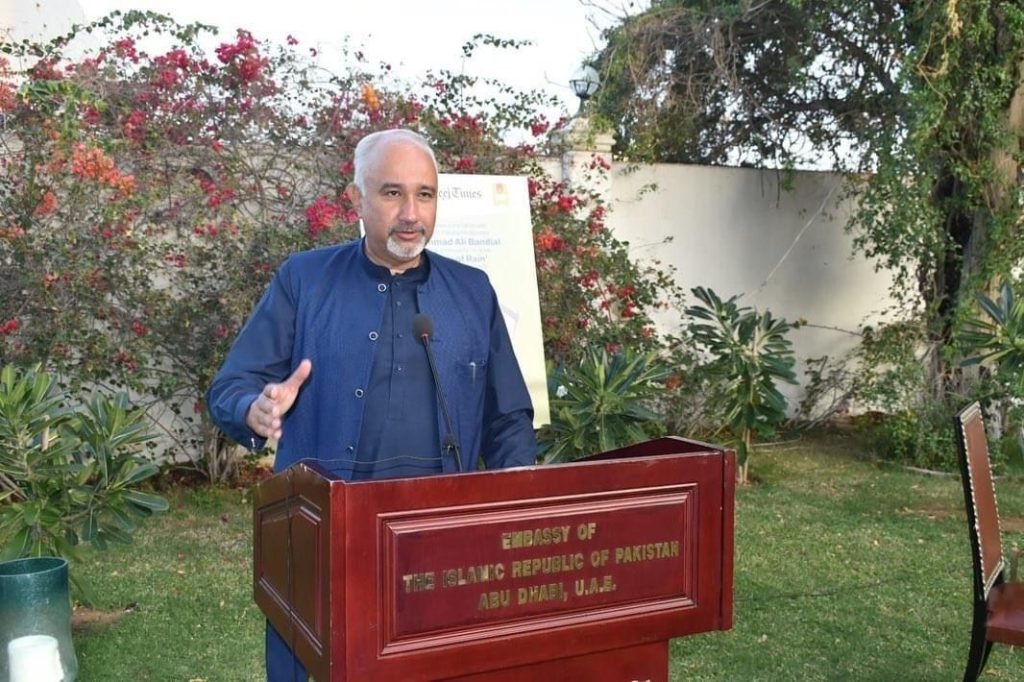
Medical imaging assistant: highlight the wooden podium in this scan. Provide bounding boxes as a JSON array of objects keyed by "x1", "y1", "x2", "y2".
[{"x1": 253, "y1": 437, "x2": 735, "y2": 681}]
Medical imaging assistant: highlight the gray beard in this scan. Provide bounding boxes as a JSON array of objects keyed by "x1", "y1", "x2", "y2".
[{"x1": 387, "y1": 233, "x2": 426, "y2": 261}]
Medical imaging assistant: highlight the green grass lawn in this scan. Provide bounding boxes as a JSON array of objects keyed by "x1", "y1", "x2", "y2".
[
  {"x1": 72, "y1": 432, "x2": 1024, "y2": 680},
  {"x1": 73, "y1": 486, "x2": 264, "y2": 680}
]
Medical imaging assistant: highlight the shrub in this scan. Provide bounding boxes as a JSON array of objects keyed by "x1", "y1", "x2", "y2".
[
  {"x1": 0, "y1": 364, "x2": 168, "y2": 593},
  {"x1": 0, "y1": 14, "x2": 679, "y2": 478},
  {"x1": 537, "y1": 347, "x2": 671, "y2": 463},
  {"x1": 684, "y1": 287, "x2": 797, "y2": 484}
]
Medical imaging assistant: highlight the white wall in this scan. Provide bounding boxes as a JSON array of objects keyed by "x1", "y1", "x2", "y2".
[
  {"x1": 1, "y1": 0, "x2": 86, "y2": 42},
  {"x1": 1, "y1": 0, "x2": 94, "y2": 71},
  {"x1": 547, "y1": 135, "x2": 899, "y2": 409}
]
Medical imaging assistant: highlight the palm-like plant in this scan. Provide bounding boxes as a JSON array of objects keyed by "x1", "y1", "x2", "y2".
[
  {"x1": 0, "y1": 364, "x2": 168, "y2": 594},
  {"x1": 958, "y1": 281, "x2": 1024, "y2": 468},
  {"x1": 960, "y1": 281, "x2": 1024, "y2": 393},
  {"x1": 686, "y1": 286, "x2": 797, "y2": 484},
  {"x1": 538, "y1": 347, "x2": 671, "y2": 463}
]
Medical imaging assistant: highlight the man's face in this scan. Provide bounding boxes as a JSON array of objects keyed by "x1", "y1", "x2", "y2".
[{"x1": 349, "y1": 140, "x2": 438, "y2": 273}]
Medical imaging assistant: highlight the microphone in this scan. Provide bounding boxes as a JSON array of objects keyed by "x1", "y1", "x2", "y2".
[{"x1": 413, "y1": 314, "x2": 463, "y2": 472}]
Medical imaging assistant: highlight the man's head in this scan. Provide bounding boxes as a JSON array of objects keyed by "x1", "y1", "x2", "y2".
[{"x1": 348, "y1": 129, "x2": 439, "y2": 273}]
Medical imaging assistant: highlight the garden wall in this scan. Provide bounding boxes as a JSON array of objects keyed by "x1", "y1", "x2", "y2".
[{"x1": 543, "y1": 127, "x2": 897, "y2": 412}]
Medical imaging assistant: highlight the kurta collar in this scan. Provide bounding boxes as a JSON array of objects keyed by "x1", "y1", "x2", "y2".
[{"x1": 358, "y1": 237, "x2": 431, "y2": 282}]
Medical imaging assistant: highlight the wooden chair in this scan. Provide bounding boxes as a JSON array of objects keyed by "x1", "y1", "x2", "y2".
[{"x1": 955, "y1": 402, "x2": 1024, "y2": 681}]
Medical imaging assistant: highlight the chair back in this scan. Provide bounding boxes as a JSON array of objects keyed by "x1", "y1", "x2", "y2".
[{"x1": 955, "y1": 402, "x2": 1004, "y2": 598}]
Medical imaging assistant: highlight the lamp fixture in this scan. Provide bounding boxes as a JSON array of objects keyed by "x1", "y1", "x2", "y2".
[{"x1": 569, "y1": 65, "x2": 600, "y2": 116}]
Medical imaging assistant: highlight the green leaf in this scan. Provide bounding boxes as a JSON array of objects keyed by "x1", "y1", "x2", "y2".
[
  {"x1": 81, "y1": 513, "x2": 98, "y2": 543},
  {"x1": 123, "y1": 490, "x2": 170, "y2": 512},
  {"x1": 121, "y1": 462, "x2": 160, "y2": 486},
  {"x1": 0, "y1": 526, "x2": 31, "y2": 561},
  {"x1": 97, "y1": 522, "x2": 132, "y2": 545}
]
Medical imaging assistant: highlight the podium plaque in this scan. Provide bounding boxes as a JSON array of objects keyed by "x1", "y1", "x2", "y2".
[{"x1": 254, "y1": 437, "x2": 735, "y2": 681}]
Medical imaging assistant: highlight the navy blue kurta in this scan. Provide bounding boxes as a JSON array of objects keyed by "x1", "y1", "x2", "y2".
[{"x1": 206, "y1": 237, "x2": 537, "y2": 475}]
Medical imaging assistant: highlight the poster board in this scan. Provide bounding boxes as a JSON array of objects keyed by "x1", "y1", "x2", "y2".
[{"x1": 433, "y1": 174, "x2": 550, "y2": 427}]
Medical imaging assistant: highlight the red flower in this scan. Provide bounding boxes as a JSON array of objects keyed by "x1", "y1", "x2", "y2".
[
  {"x1": 236, "y1": 55, "x2": 265, "y2": 83},
  {"x1": 536, "y1": 229, "x2": 565, "y2": 252},
  {"x1": 30, "y1": 59, "x2": 63, "y2": 81},
  {"x1": 216, "y1": 31, "x2": 257, "y2": 64},
  {"x1": 454, "y1": 156, "x2": 475, "y2": 171},
  {"x1": 0, "y1": 318, "x2": 20, "y2": 335},
  {"x1": 122, "y1": 110, "x2": 148, "y2": 143},
  {"x1": 305, "y1": 196, "x2": 342, "y2": 237},
  {"x1": 34, "y1": 191, "x2": 57, "y2": 216},
  {"x1": 131, "y1": 321, "x2": 148, "y2": 337},
  {"x1": 556, "y1": 195, "x2": 576, "y2": 213},
  {"x1": 114, "y1": 38, "x2": 139, "y2": 63}
]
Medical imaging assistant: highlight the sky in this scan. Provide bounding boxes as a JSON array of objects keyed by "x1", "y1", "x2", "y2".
[{"x1": 66, "y1": 0, "x2": 642, "y2": 122}]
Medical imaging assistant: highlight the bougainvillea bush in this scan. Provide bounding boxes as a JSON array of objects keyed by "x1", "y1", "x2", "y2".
[{"x1": 0, "y1": 12, "x2": 680, "y2": 480}]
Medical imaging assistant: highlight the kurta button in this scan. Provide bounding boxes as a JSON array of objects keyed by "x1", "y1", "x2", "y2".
[
  {"x1": 354, "y1": 388, "x2": 364, "y2": 398},
  {"x1": 377, "y1": 283, "x2": 387, "y2": 292},
  {"x1": 346, "y1": 445, "x2": 355, "y2": 453},
  {"x1": 368, "y1": 331, "x2": 379, "y2": 341}
]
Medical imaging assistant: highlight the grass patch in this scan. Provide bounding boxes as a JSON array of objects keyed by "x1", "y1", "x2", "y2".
[
  {"x1": 73, "y1": 486, "x2": 262, "y2": 681},
  {"x1": 673, "y1": 431, "x2": 1024, "y2": 681},
  {"x1": 71, "y1": 432, "x2": 1024, "y2": 680}
]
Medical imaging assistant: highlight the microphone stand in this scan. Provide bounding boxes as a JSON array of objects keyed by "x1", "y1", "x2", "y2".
[{"x1": 414, "y1": 314, "x2": 464, "y2": 472}]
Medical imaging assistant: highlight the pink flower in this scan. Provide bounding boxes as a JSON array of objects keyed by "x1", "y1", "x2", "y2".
[
  {"x1": 216, "y1": 31, "x2": 257, "y2": 64},
  {"x1": 114, "y1": 38, "x2": 139, "y2": 63},
  {"x1": 557, "y1": 195, "x2": 576, "y2": 213},
  {"x1": 305, "y1": 196, "x2": 342, "y2": 237},
  {"x1": 122, "y1": 110, "x2": 148, "y2": 143}
]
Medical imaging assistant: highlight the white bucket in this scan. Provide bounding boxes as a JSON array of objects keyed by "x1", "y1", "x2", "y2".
[{"x1": 7, "y1": 635, "x2": 64, "y2": 682}]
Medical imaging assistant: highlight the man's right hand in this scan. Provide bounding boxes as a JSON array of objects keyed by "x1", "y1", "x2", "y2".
[{"x1": 245, "y1": 359, "x2": 312, "y2": 441}]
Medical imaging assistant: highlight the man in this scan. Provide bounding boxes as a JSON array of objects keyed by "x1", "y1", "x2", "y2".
[{"x1": 206, "y1": 128, "x2": 537, "y2": 680}]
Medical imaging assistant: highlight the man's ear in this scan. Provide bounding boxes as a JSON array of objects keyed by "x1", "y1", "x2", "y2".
[{"x1": 345, "y1": 183, "x2": 362, "y2": 213}]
